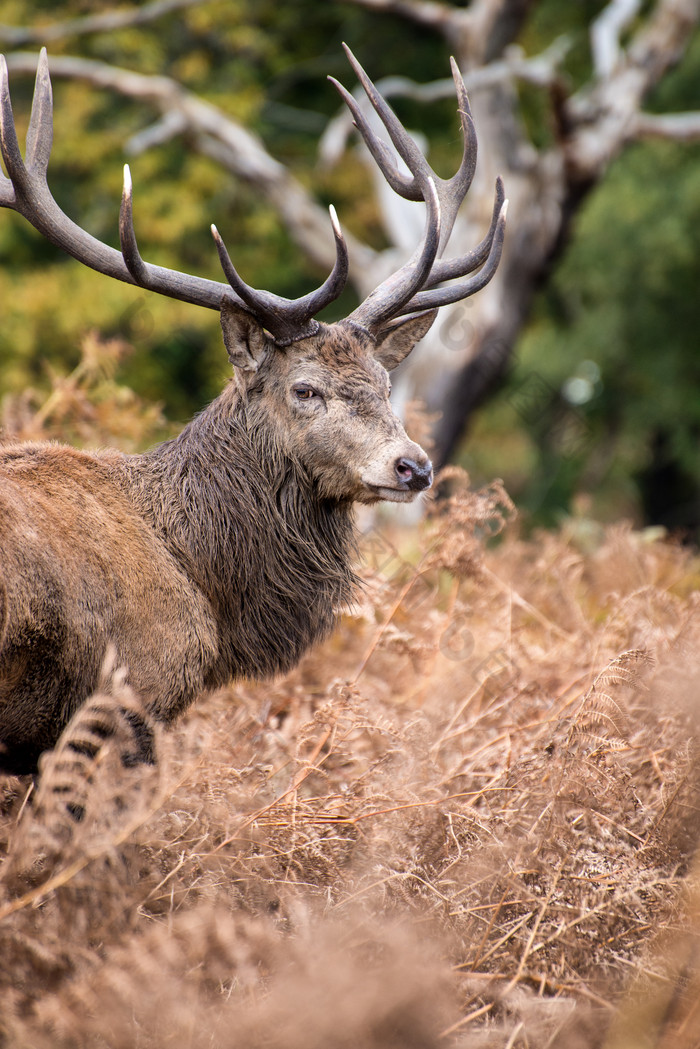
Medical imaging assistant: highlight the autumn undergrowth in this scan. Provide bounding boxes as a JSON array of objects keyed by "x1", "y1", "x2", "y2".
[{"x1": 1, "y1": 345, "x2": 700, "y2": 1048}]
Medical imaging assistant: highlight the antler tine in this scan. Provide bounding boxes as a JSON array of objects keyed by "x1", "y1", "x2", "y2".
[
  {"x1": 328, "y1": 70, "x2": 423, "y2": 203},
  {"x1": 0, "y1": 53, "x2": 29, "y2": 202},
  {"x1": 341, "y1": 44, "x2": 437, "y2": 197},
  {"x1": 335, "y1": 46, "x2": 479, "y2": 255},
  {"x1": 211, "y1": 205, "x2": 349, "y2": 347},
  {"x1": 119, "y1": 164, "x2": 150, "y2": 285},
  {"x1": 446, "y1": 56, "x2": 479, "y2": 216},
  {"x1": 25, "y1": 47, "x2": 53, "y2": 175},
  {"x1": 396, "y1": 198, "x2": 508, "y2": 316},
  {"x1": 424, "y1": 176, "x2": 505, "y2": 288}
]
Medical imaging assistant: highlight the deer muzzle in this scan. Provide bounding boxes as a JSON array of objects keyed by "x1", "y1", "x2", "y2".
[
  {"x1": 360, "y1": 441, "x2": 433, "y2": 503},
  {"x1": 394, "y1": 456, "x2": 433, "y2": 492}
]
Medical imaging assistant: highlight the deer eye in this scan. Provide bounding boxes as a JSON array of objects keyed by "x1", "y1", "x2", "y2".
[{"x1": 293, "y1": 384, "x2": 319, "y2": 400}]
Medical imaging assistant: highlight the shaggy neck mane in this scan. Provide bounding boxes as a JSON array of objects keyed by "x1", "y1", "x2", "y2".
[{"x1": 125, "y1": 383, "x2": 358, "y2": 685}]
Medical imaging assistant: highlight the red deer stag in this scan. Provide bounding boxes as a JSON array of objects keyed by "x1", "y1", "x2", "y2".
[{"x1": 0, "y1": 46, "x2": 506, "y2": 774}]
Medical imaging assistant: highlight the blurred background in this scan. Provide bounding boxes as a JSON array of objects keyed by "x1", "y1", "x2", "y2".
[{"x1": 1, "y1": 0, "x2": 699, "y2": 536}]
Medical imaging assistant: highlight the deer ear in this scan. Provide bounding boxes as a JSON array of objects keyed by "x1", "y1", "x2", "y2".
[
  {"x1": 373, "y1": 310, "x2": 438, "y2": 371},
  {"x1": 220, "y1": 298, "x2": 268, "y2": 379}
]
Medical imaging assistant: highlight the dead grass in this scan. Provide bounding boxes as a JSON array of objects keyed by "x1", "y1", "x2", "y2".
[{"x1": 2, "y1": 367, "x2": 700, "y2": 1047}]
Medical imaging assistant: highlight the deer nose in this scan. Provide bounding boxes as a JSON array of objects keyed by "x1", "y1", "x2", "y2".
[{"x1": 394, "y1": 457, "x2": 433, "y2": 492}]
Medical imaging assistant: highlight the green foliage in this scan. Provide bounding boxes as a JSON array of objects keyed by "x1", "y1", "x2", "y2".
[
  {"x1": 465, "y1": 127, "x2": 700, "y2": 533},
  {"x1": 462, "y1": 19, "x2": 700, "y2": 536}
]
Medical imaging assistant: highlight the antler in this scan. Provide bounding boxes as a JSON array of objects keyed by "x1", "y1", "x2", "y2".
[
  {"x1": 330, "y1": 45, "x2": 507, "y2": 331},
  {"x1": 209, "y1": 212, "x2": 348, "y2": 346},
  {"x1": 0, "y1": 47, "x2": 506, "y2": 347},
  {"x1": 0, "y1": 48, "x2": 348, "y2": 345}
]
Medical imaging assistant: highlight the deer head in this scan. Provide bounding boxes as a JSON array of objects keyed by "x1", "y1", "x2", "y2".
[
  {"x1": 219, "y1": 300, "x2": 436, "y2": 503},
  {"x1": 0, "y1": 46, "x2": 507, "y2": 505}
]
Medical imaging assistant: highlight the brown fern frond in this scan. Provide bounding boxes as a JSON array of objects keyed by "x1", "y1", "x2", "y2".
[
  {"x1": 593, "y1": 648, "x2": 655, "y2": 691},
  {"x1": 571, "y1": 649, "x2": 656, "y2": 749},
  {"x1": 424, "y1": 469, "x2": 516, "y2": 579},
  {"x1": 574, "y1": 690, "x2": 631, "y2": 739},
  {"x1": 3, "y1": 652, "x2": 160, "y2": 888},
  {"x1": 1, "y1": 332, "x2": 168, "y2": 450},
  {"x1": 32, "y1": 656, "x2": 157, "y2": 820}
]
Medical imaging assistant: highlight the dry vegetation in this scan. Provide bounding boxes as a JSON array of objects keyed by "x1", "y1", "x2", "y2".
[{"x1": 2, "y1": 345, "x2": 700, "y2": 1048}]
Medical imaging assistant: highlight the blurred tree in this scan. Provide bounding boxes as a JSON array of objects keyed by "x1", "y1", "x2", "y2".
[
  {"x1": 1, "y1": 0, "x2": 699, "y2": 531},
  {"x1": 503, "y1": 122, "x2": 700, "y2": 534}
]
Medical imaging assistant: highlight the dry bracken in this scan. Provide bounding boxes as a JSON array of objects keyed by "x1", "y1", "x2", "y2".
[{"x1": 1, "y1": 371, "x2": 700, "y2": 1047}]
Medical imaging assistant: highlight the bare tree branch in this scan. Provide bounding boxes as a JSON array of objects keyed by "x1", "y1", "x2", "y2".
[
  {"x1": 125, "y1": 111, "x2": 188, "y2": 154},
  {"x1": 340, "y1": 0, "x2": 473, "y2": 54},
  {"x1": 337, "y1": 0, "x2": 468, "y2": 33},
  {"x1": 3, "y1": 52, "x2": 375, "y2": 285},
  {"x1": 0, "y1": 0, "x2": 207, "y2": 47},
  {"x1": 633, "y1": 110, "x2": 700, "y2": 141},
  {"x1": 341, "y1": 0, "x2": 535, "y2": 63},
  {"x1": 565, "y1": 0, "x2": 700, "y2": 183},
  {"x1": 628, "y1": 0, "x2": 700, "y2": 80},
  {"x1": 590, "y1": 0, "x2": 642, "y2": 79}
]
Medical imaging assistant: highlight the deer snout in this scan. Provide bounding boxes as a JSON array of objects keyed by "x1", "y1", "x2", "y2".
[{"x1": 394, "y1": 456, "x2": 433, "y2": 492}]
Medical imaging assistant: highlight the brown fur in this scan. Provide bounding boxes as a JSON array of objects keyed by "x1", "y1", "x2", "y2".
[{"x1": 0, "y1": 308, "x2": 436, "y2": 773}]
